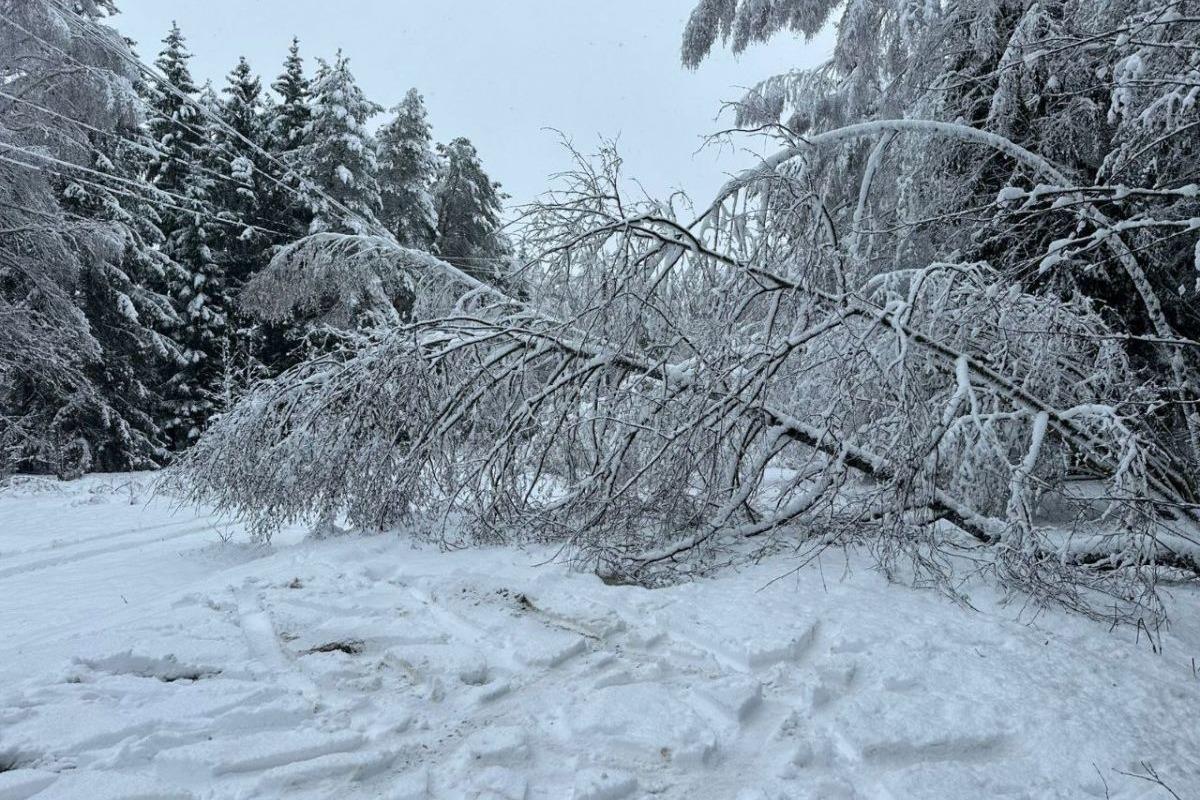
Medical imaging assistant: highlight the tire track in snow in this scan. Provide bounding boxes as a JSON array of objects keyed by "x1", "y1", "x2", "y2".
[
  {"x1": 0, "y1": 522, "x2": 218, "y2": 581},
  {"x1": 215, "y1": 585, "x2": 417, "y2": 788},
  {"x1": 233, "y1": 584, "x2": 321, "y2": 700},
  {"x1": 4, "y1": 514, "x2": 218, "y2": 559}
]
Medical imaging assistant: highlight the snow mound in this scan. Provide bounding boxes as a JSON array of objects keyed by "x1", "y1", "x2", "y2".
[{"x1": 71, "y1": 652, "x2": 220, "y2": 683}]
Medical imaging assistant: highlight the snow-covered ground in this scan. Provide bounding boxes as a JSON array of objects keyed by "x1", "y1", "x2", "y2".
[{"x1": 2, "y1": 474, "x2": 1200, "y2": 799}]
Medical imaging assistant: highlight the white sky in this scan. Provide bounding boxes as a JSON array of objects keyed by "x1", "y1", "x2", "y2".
[{"x1": 113, "y1": 1, "x2": 833, "y2": 210}]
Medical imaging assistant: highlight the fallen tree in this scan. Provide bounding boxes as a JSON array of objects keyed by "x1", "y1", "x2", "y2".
[{"x1": 171, "y1": 123, "x2": 1200, "y2": 622}]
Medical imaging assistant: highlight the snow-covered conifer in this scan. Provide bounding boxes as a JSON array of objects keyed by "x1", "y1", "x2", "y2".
[
  {"x1": 296, "y1": 52, "x2": 382, "y2": 234},
  {"x1": 263, "y1": 37, "x2": 314, "y2": 242},
  {"x1": 269, "y1": 38, "x2": 312, "y2": 155},
  {"x1": 433, "y1": 136, "x2": 509, "y2": 282},
  {"x1": 144, "y1": 22, "x2": 203, "y2": 225},
  {"x1": 144, "y1": 30, "x2": 229, "y2": 448},
  {"x1": 377, "y1": 88, "x2": 438, "y2": 251},
  {"x1": 211, "y1": 57, "x2": 271, "y2": 290}
]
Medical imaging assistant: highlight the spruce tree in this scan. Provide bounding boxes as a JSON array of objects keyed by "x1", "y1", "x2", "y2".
[
  {"x1": 296, "y1": 52, "x2": 382, "y2": 234},
  {"x1": 143, "y1": 28, "x2": 229, "y2": 449},
  {"x1": 264, "y1": 37, "x2": 313, "y2": 241},
  {"x1": 377, "y1": 88, "x2": 438, "y2": 250},
  {"x1": 433, "y1": 137, "x2": 509, "y2": 283},
  {"x1": 205, "y1": 57, "x2": 274, "y2": 386},
  {"x1": 212, "y1": 57, "x2": 271, "y2": 291},
  {"x1": 144, "y1": 22, "x2": 202, "y2": 228},
  {"x1": 269, "y1": 38, "x2": 312, "y2": 155},
  {"x1": 57, "y1": 127, "x2": 185, "y2": 472}
]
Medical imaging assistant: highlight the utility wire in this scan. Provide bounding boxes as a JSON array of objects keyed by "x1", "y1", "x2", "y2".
[
  {"x1": 0, "y1": 90, "x2": 510, "y2": 262},
  {"x1": 0, "y1": 145, "x2": 293, "y2": 239},
  {"x1": 0, "y1": 87, "x2": 294, "y2": 231},
  {"x1": 2, "y1": 4, "x2": 514, "y2": 266},
  {"x1": 40, "y1": 0, "x2": 380, "y2": 237}
]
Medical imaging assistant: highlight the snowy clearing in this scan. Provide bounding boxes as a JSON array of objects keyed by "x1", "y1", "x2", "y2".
[{"x1": 2, "y1": 473, "x2": 1200, "y2": 799}]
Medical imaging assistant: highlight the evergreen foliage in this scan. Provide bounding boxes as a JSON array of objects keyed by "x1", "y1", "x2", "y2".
[
  {"x1": 208, "y1": 57, "x2": 273, "y2": 384},
  {"x1": 143, "y1": 34, "x2": 228, "y2": 448},
  {"x1": 212, "y1": 56, "x2": 270, "y2": 291},
  {"x1": 433, "y1": 137, "x2": 509, "y2": 283},
  {"x1": 377, "y1": 89, "x2": 438, "y2": 251},
  {"x1": 264, "y1": 37, "x2": 313, "y2": 242},
  {"x1": 297, "y1": 52, "x2": 382, "y2": 235}
]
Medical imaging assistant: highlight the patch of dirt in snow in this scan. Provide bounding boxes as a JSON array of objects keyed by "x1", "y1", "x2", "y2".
[{"x1": 2, "y1": 476, "x2": 1200, "y2": 798}]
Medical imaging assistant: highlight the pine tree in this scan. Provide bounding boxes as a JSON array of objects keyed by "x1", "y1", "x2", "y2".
[
  {"x1": 269, "y1": 38, "x2": 311, "y2": 155},
  {"x1": 433, "y1": 137, "x2": 509, "y2": 283},
  {"x1": 264, "y1": 37, "x2": 313, "y2": 241},
  {"x1": 143, "y1": 28, "x2": 229, "y2": 449},
  {"x1": 211, "y1": 57, "x2": 271, "y2": 290},
  {"x1": 144, "y1": 22, "x2": 202, "y2": 227},
  {"x1": 377, "y1": 88, "x2": 438, "y2": 250},
  {"x1": 297, "y1": 52, "x2": 382, "y2": 234}
]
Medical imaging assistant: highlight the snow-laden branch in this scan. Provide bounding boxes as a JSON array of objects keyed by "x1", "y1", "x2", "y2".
[
  {"x1": 175, "y1": 129, "x2": 1200, "y2": 623},
  {"x1": 706, "y1": 116, "x2": 1200, "y2": 469}
]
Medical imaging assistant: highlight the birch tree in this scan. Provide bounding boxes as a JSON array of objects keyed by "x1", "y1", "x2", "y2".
[
  {"x1": 172, "y1": 0, "x2": 1200, "y2": 622},
  {"x1": 0, "y1": 0, "x2": 181, "y2": 476}
]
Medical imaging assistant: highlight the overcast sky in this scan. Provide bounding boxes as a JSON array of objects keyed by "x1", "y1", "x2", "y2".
[{"x1": 113, "y1": 1, "x2": 833, "y2": 210}]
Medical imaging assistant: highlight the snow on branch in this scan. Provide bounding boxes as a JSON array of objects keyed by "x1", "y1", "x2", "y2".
[{"x1": 173, "y1": 134, "x2": 1200, "y2": 622}]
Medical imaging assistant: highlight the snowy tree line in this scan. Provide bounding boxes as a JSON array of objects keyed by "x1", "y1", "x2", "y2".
[{"x1": 0, "y1": 0, "x2": 509, "y2": 476}]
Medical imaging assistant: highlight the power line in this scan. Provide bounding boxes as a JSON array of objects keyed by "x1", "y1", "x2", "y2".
[
  {"x1": 1, "y1": 135, "x2": 505, "y2": 263},
  {"x1": 0, "y1": 87, "x2": 294, "y2": 224},
  {"x1": 0, "y1": 153, "x2": 278, "y2": 239},
  {"x1": 0, "y1": 145, "x2": 293, "y2": 239},
  {"x1": 2, "y1": 3, "x2": 519, "y2": 281},
  {"x1": 40, "y1": 0, "x2": 379, "y2": 238},
  {"x1": 1, "y1": 138, "x2": 510, "y2": 262}
]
